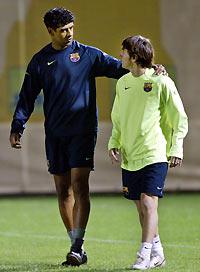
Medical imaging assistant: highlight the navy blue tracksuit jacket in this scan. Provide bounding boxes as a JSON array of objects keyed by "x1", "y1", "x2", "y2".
[{"x1": 11, "y1": 40, "x2": 128, "y2": 136}]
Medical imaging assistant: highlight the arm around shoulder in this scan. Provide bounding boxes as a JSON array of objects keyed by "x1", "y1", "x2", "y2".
[{"x1": 88, "y1": 46, "x2": 128, "y2": 79}]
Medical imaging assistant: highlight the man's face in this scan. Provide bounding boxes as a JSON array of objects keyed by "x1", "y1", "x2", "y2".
[
  {"x1": 120, "y1": 47, "x2": 132, "y2": 69},
  {"x1": 49, "y1": 22, "x2": 74, "y2": 49}
]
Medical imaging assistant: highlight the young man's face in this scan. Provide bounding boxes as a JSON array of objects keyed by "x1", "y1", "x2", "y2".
[
  {"x1": 48, "y1": 22, "x2": 74, "y2": 49},
  {"x1": 120, "y1": 47, "x2": 132, "y2": 70}
]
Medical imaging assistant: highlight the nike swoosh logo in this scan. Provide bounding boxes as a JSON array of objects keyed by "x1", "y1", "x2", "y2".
[
  {"x1": 47, "y1": 60, "x2": 56, "y2": 66},
  {"x1": 125, "y1": 87, "x2": 131, "y2": 90},
  {"x1": 157, "y1": 187, "x2": 162, "y2": 190},
  {"x1": 25, "y1": 72, "x2": 30, "y2": 76}
]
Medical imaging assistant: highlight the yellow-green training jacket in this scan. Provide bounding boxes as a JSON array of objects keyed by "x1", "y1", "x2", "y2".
[{"x1": 108, "y1": 68, "x2": 188, "y2": 171}]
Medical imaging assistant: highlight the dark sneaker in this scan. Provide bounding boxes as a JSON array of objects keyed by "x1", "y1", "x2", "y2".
[
  {"x1": 61, "y1": 260, "x2": 70, "y2": 266},
  {"x1": 81, "y1": 250, "x2": 88, "y2": 264},
  {"x1": 66, "y1": 249, "x2": 87, "y2": 266}
]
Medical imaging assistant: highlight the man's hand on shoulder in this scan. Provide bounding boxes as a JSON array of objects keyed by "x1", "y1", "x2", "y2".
[
  {"x1": 152, "y1": 64, "x2": 168, "y2": 76},
  {"x1": 168, "y1": 156, "x2": 182, "y2": 168},
  {"x1": 9, "y1": 133, "x2": 22, "y2": 149}
]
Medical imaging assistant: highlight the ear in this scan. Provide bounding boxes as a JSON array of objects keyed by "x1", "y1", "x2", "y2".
[
  {"x1": 47, "y1": 27, "x2": 54, "y2": 35},
  {"x1": 132, "y1": 54, "x2": 138, "y2": 63}
]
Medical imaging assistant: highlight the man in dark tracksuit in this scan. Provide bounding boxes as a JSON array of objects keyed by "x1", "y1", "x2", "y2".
[
  {"x1": 10, "y1": 7, "x2": 164, "y2": 266},
  {"x1": 10, "y1": 7, "x2": 128, "y2": 266}
]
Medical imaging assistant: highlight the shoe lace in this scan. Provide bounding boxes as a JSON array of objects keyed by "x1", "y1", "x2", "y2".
[{"x1": 136, "y1": 252, "x2": 145, "y2": 264}]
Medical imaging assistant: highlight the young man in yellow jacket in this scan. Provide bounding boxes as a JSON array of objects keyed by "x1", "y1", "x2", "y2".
[{"x1": 108, "y1": 36, "x2": 188, "y2": 270}]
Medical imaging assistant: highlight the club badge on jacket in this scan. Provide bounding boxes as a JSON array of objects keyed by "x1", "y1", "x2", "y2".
[{"x1": 70, "y1": 53, "x2": 80, "y2": 62}]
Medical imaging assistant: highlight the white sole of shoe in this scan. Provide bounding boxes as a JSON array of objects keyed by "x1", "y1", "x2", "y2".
[{"x1": 132, "y1": 265, "x2": 150, "y2": 270}]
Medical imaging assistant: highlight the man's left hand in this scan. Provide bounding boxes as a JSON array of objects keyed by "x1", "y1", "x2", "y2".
[{"x1": 152, "y1": 64, "x2": 168, "y2": 76}]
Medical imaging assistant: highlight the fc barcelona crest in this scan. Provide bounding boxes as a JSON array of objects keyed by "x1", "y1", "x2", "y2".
[
  {"x1": 144, "y1": 82, "x2": 153, "y2": 92},
  {"x1": 70, "y1": 53, "x2": 80, "y2": 62}
]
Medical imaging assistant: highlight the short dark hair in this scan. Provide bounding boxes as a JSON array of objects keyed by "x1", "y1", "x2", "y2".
[
  {"x1": 43, "y1": 7, "x2": 75, "y2": 30},
  {"x1": 122, "y1": 36, "x2": 154, "y2": 68}
]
